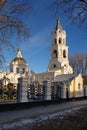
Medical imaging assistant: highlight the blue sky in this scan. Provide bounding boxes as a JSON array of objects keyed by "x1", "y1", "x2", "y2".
[{"x1": 3, "y1": 0, "x2": 87, "y2": 73}]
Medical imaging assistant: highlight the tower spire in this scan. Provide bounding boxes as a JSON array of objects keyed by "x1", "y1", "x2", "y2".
[{"x1": 56, "y1": 17, "x2": 63, "y2": 31}]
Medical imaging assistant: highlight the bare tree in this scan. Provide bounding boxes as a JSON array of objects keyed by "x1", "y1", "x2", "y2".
[
  {"x1": 83, "y1": 75, "x2": 87, "y2": 85},
  {"x1": 69, "y1": 53, "x2": 87, "y2": 75},
  {"x1": 49, "y1": 0, "x2": 87, "y2": 28},
  {"x1": 0, "y1": 0, "x2": 32, "y2": 64},
  {"x1": 0, "y1": 0, "x2": 6, "y2": 9}
]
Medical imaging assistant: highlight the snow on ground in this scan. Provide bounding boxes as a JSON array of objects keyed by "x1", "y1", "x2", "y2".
[{"x1": 0, "y1": 105, "x2": 87, "y2": 130}]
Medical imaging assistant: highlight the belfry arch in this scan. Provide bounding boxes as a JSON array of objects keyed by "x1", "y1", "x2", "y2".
[
  {"x1": 53, "y1": 50, "x2": 58, "y2": 58},
  {"x1": 16, "y1": 67, "x2": 19, "y2": 73},
  {"x1": 54, "y1": 38, "x2": 57, "y2": 44},
  {"x1": 63, "y1": 50, "x2": 66, "y2": 58},
  {"x1": 59, "y1": 37, "x2": 62, "y2": 44}
]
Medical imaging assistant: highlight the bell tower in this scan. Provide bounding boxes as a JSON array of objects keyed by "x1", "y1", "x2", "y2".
[{"x1": 48, "y1": 18, "x2": 73, "y2": 74}]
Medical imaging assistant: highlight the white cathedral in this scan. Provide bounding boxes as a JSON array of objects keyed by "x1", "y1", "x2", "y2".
[{"x1": 0, "y1": 18, "x2": 85, "y2": 102}]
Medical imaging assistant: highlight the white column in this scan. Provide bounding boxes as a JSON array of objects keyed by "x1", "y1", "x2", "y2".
[
  {"x1": 61, "y1": 83, "x2": 66, "y2": 99},
  {"x1": 18, "y1": 77, "x2": 28, "y2": 102},
  {"x1": 43, "y1": 80, "x2": 51, "y2": 100}
]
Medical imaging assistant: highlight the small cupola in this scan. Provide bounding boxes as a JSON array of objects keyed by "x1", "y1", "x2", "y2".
[{"x1": 10, "y1": 48, "x2": 28, "y2": 74}]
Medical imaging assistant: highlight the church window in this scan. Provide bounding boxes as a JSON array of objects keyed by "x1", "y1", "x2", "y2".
[
  {"x1": 23, "y1": 68, "x2": 25, "y2": 74},
  {"x1": 59, "y1": 38, "x2": 62, "y2": 44},
  {"x1": 78, "y1": 83, "x2": 81, "y2": 89},
  {"x1": 53, "y1": 64, "x2": 56, "y2": 68},
  {"x1": 53, "y1": 50, "x2": 57, "y2": 58},
  {"x1": 63, "y1": 50, "x2": 66, "y2": 58},
  {"x1": 54, "y1": 38, "x2": 57, "y2": 44},
  {"x1": 16, "y1": 67, "x2": 19, "y2": 73},
  {"x1": 64, "y1": 64, "x2": 66, "y2": 67}
]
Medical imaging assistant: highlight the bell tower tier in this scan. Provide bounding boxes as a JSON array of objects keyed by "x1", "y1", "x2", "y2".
[{"x1": 48, "y1": 18, "x2": 73, "y2": 74}]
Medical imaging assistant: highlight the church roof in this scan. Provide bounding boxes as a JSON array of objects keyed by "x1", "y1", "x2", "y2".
[
  {"x1": 54, "y1": 74, "x2": 75, "y2": 82},
  {"x1": 11, "y1": 57, "x2": 27, "y2": 64}
]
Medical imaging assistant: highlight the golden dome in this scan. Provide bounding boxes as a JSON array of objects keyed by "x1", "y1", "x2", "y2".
[
  {"x1": 11, "y1": 57, "x2": 26, "y2": 64},
  {"x1": 10, "y1": 48, "x2": 27, "y2": 65}
]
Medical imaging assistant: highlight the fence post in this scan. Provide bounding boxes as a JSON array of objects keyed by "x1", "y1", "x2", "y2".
[
  {"x1": 43, "y1": 80, "x2": 51, "y2": 100},
  {"x1": 18, "y1": 77, "x2": 28, "y2": 102}
]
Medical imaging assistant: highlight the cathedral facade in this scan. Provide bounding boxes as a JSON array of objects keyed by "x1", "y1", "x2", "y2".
[
  {"x1": 0, "y1": 18, "x2": 85, "y2": 102},
  {"x1": 35, "y1": 18, "x2": 84, "y2": 99}
]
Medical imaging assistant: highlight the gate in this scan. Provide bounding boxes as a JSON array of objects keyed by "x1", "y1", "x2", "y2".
[
  {"x1": 51, "y1": 85, "x2": 58, "y2": 100},
  {"x1": 0, "y1": 76, "x2": 17, "y2": 102},
  {"x1": 51, "y1": 82, "x2": 62, "y2": 100},
  {"x1": 27, "y1": 81, "x2": 45, "y2": 100}
]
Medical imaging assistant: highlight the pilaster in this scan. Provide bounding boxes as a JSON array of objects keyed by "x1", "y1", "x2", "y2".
[
  {"x1": 18, "y1": 77, "x2": 28, "y2": 102},
  {"x1": 43, "y1": 80, "x2": 51, "y2": 100}
]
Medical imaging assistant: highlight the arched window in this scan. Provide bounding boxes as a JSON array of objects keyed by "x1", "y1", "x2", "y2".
[
  {"x1": 16, "y1": 67, "x2": 19, "y2": 73},
  {"x1": 54, "y1": 38, "x2": 57, "y2": 44},
  {"x1": 59, "y1": 38, "x2": 62, "y2": 44},
  {"x1": 53, "y1": 50, "x2": 57, "y2": 58},
  {"x1": 63, "y1": 50, "x2": 66, "y2": 58},
  {"x1": 53, "y1": 64, "x2": 56, "y2": 68},
  {"x1": 23, "y1": 68, "x2": 25, "y2": 74},
  {"x1": 64, "y1": 64, "x2": 66, "y2": 67},
  {"x1": 78, "y1": 83, "x2": 81, "y2": 89}
]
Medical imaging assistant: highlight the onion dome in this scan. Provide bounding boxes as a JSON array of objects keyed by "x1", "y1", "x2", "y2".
[
  {"x1": 11, "y1": 48, "x2": 27, "y2": 64},
  {"x1": 10, "y1": 48, "x2": 28, "y2": 74}
]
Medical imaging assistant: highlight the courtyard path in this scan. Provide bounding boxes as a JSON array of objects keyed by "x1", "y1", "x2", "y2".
[{"x1": 0, "y1": 100, "x2": 87, "y2": 125}]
